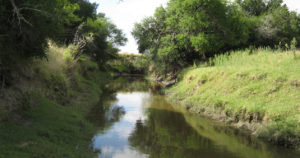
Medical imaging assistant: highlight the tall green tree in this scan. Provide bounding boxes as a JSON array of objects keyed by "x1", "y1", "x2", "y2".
[
  {"x1": 236, "y1": 0, "x2": 283, "y2": 16},
  {"x1": 74, "y1": 14, "x2": 127, "y2": 67},
  {"x1": 133, "y1": 0, "x2": 300, "y2": 76},
  {"x1": 133, "y1": 0, "x2": 250, "y2": 75},
  {"x1": 255, "y1": 5, "x2": 300, "y2": 46}
]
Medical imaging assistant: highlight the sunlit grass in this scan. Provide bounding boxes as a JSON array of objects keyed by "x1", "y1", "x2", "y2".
[{"x1": 167, "y1": 48, "x2": 300, "y2": 147}]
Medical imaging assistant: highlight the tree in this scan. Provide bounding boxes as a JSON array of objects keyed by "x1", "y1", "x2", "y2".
[
  {"x1": 132, "y1": 0, "x2": 250, "y2": 76},
  {"x1": 255, "y1": 5, "x2": 300, "y2": 47},
  {"x1": 63, "y1": 0, "x2": 98, "y2": 43},
  {"x1": 236, "y1": 0, "x2": 267, "y2": 16},
  {"x1": 133, "y1": 0, "x2": 300, "y2": 76},
  {"x1": 74, "y1": 14, "x2": 127, "y2": 67},
  {"x1": 0, "y1": 0, "x2": 126, "y2": 69},
  {"x1": 236, "y1": 0, "x2": 283, "y2": 16},
  {"x1": 0, "y1": 0, "x2": 79, "y2": 64}
]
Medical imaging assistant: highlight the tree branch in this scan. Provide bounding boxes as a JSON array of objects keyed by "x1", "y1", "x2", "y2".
[
  {"x1": 19, "y1": 7, "x2": 48, "y2": 16},
  {"x1": 9, "y1": 0, "x2": 33, "y2": 27}
]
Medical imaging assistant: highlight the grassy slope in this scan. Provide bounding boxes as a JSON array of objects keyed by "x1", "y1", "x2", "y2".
[
  {"x1": 0, "y1": 43, "x2": 110, "y2": 157},
  {"x1": 167, "y1": 48, "x2": 300, "y2": 148}
]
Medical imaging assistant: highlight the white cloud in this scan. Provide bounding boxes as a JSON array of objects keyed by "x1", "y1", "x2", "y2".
[
  {"x1": 100, "y1": 146, "x2": 115, "y2": 158},
  {"x1": 116, "y1": 92, "x2": 149, "y2": 123},
  {"x1": 97, "y1": 146, "x2": 148, "y2": 158},
  {"x1": 89, "y1": 0, "x2": 300, "y2": 54},
  {"x1": 123, "y1": 109, "x2": 146, "y2": 123},
  {"x1": 284, "y1": 0, "x2": 300, "y2": 12},
  {"x1": 112, "y1": 147, "x2": 148, "y2": 158},
  {"x1": 90, "y1": 0, "x2": 169, "y2": 53}
]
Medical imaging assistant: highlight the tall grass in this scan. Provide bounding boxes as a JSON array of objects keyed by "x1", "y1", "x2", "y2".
[
  {"x1": 211, "y1": 48, "x2": 300, "y2": 79},
  {"x1": 167, "y1": 48, "x2": 300, "y2": 148},
  {"x1": 0, "y1": 41, "x2": 111, "y2": 157}
]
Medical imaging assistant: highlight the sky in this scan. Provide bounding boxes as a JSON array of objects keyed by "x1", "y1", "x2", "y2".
[{"x1": 89, "y1": 0, "x2": 300, "y2": 54}]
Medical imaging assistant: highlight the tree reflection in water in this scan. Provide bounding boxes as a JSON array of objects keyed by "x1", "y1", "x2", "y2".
[
  {"x1": 90, "y1": 77, "x2": 300, "y2": 158},
  {"x1": 129, "y1": 107, "x2": 239, "y2": 158}
]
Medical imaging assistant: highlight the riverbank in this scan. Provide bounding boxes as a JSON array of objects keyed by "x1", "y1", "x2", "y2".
[
  {"x1": 166, "y1": 48, "x2": 300, "y2": 149},
  {"x1": 0, "y1": 43, "x2": 112, "y2": 157}
]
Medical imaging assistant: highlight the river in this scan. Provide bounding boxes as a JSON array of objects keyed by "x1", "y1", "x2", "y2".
[{"x1": 89, "y1": 77, "x2": 300, "y2": 158}]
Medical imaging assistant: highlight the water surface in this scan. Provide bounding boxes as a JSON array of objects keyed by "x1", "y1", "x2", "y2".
[{"x1": 91, "y1": 78, "x2": 300, "y2": 158}]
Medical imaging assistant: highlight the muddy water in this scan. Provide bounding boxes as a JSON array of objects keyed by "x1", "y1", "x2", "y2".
[{"x1": 90, "y1": 78, "x2": 300, "y2": 158}]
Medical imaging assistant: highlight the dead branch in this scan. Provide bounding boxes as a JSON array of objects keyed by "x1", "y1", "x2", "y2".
[
  {"x1": 72, "y1": 23, "x2": 94, "y2": 60},
  {"x1": 9, "y1": 0, "x2": 33, "y2": 27}
]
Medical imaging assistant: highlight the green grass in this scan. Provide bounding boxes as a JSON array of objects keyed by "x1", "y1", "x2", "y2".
[
  {"x1": 0, "y1": 96, "x2": 96, "y2": 158},
  {"x1": 167, "y1": 48, "x2": 300, "y2": 148},
  {"x1": 0, "y1": 74, "x2": 105, "y2": 158},
  {"x1": 0, "y1": 42, "x2": 112, "y2": 157}
]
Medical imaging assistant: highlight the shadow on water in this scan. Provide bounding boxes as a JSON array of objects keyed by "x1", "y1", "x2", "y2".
[{"x1": 88, "y1": 77, "x2": 300, "y2": 158}]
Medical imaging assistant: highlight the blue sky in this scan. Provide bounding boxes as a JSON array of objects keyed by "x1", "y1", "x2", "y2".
[{"x1": 89, "y1": 0, "x2": 300, "y2": 54}]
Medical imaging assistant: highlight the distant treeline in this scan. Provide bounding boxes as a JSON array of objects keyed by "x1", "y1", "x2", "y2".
[
  {"x1": 0, "y1": 0, "x2": 127, "y2": 67},
  {"x1": 132, "y1": 0, "x2": 300, "y2": 75}
]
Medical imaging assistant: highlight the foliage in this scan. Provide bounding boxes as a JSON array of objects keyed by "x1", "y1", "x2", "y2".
[
  {"x1": 63, "y1": 0, "x2": 98, "y2": 43},
  {"x1": 133, "y1": 0, "x2": 251, "y2": 75},
  {"x1": 236, "y1": 0, "x2": 283, "y2": 16},
  {"x1": 0, "y1": 0, "x2": 126, "y2": 69},
  {"x1": 0, "y1": 0, "x2": 75, "y2": 63},
  {"x1": 75, "y1": 15, "x2": 127, "y2": 67},
  {"x1": 0, "y1": 42, "x2": 113, "y2": 157},
  {"x1": 133, "y1": 0, "x2": 300, "y2": 76},
  {"x1": 255, "y1": 5, "x2": 300, "y2": 47},
  {"x1": 108, "y1": 53, "x2": 148, "y2": 74},
  {"x1": 291, "y1": 37, "x2": 297, "y2": 59}
]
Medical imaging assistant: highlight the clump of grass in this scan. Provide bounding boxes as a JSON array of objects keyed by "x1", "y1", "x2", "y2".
[
  {"x1": 167, "y1": 48, "x2": 300, "y2": 148},
  {"x1": 291, "y1": 37, "x2": 297, "y2": 59},
  {"x1": 0, "y1": 40, "x2": 112, "y2": 157}
]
